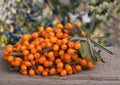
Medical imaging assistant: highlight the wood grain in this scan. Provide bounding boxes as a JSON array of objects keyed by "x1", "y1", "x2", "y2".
[{"x1": 0, "y1": 46, "x2": 120, "y2": 85}]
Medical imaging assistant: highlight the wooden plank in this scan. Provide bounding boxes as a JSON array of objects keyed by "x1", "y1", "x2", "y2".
[{"x1": 0, "y1": 46, "x2": 120, "y2": 85}]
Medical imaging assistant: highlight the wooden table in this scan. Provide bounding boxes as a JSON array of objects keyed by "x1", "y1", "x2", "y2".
[{"x1": 0, "y1": 47, "x2": 120, "y2": 85}]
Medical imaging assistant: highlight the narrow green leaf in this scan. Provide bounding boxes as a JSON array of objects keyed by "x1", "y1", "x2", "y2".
[
  {"x1": 69, "y1": 37, "x2": 87, "y2": 41},
  {"x1": 93, "y1": 50, "x2": 105, "y2": 63},
  {"x1": 88, "y1": 11, "x2": 96, "y2": 36},
  {"x1": 85, "y1": 41, "x2": 94, "y2": 64},
  {"x1": 88, "y1": 40, "x2": 97, "y2": 61},
  {"x1": 90, "y1": 39, "x2": 113, "y2": 55},
  {"x1": 80, "y1": 42, "x2": 87, "y2": 58}
]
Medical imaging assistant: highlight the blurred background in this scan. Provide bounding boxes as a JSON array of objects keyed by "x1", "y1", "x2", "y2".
[{"x1": 0, "y1": 0, "x2": 120, "y2": 46}]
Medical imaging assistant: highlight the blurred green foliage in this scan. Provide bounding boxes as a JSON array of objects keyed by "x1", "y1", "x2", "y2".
[{"x1": 0, "y1": 0, "x2": 120, "y2": 46}]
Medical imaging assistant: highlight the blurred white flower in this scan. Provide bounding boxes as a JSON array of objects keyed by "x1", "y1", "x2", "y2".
[
  {"x1": 82, "y1": 13, "x2": 91, "y2": 24},
  {"x1": 68, "y1": 13, "x2": 79, "y2": 22}
]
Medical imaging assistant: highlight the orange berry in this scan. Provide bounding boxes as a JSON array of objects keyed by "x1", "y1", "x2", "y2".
[
  {"x1": 32, "y1": 32, "x2": 39, "y2": 38},
  {"x1": 39, "y1": 26, "x2": 44, "y2": 33},
  {"x1": 57, "y1": 62, "x2": 64, "y2": 68},
  {"x1": 21, "y1": 45, "x2": 27, "y2": 51},
  {"x1": 28, "y1": 44, "x2": 35, "y2": 50},
  {"x1": 34, "y1": 40, "x2": 40, "y2": 46},
  {"x1": 28, "y1": 54, "x2": 34, "y2": 60},
  {"x1": 49, "y1": 68, "x2": 56, "y2": 75},
  {"x1": 38, "y1": 38, "x2": 44, "y2": 43},
  {"x1": 60, "y1": 69, "x2": 67, "y2": 77},
  {"x1": 62, "y1": 38, "x2": 68, "y2": 44},
  {"x1": 23, "y1": 41, "x2": 29, "y2": 46},
  {"x1": 81, "y1": 30, "x2": 86, "y2": 36},
  {"x1": 61, "y1": 44, "x2": 67, "y2": 50},
  {"x1": 34, "y1": 52, "x2": 40, "y2": 59},
  {"x1": 31, "y1": 48, "x2": 37, "y2": 54},
  {"x1": 36, "y1": 45, "x2": 42, "y2": 51},
  {"x1": 40, "y1": 43, "x2": 46, "y2": 49},
  {"x1": 23, "y1": 50, "x2": 29, "y2": 56},
  {"x1": 85, "y1": 56, "x2": 89, "y2": 62},
  {"x1": 74, "y1": 42, "x2": 81, "y2": 50},
  {"x1": 44, "y1": 60, "x2": 51, "y2": 67},
  {"x1": 31, "y1": 60, "x2": 35, "y2": 66},
  {"x1": 56, "y1": 32, "x2": 63, "y2": 38},
  {"x1": 49, "y1": 56, "x2": 55, "y2": 62},
  {"x1": 72, "y1": 54, "x2": 78, "y2": 61},
  {"x1": 67, "y1": 69, "x2": 73, "y2": 75},
  {"x1": 81, "y1": 59, "x2": 87, "y2": 66},
  {"x1": 12, "y1": 60, "x2": 20, "y2": 67},
  {"x1": 57, "y1": 67, "x2": 63, "y2": 73},
  {"x1": 39, "y1": 56, "x2": 46, "y2": 64},
  {"x1": 7, "y1": 56, "x2": 14, "y2": 62},
  {"x1": 75, "y1": 21, "x2": 82, "y2": 27},
  {"x1": 63, "y1": 33, "x2": 68, "y2": 38},
  {"x1": 59, "y1": 50, "x2": 65, "y2": 56},
  {"x1": 87, "y1": 61, "x2": 94, "y2": 69},
  {"x1": 29, "y1": 69, "x2": 35, "y2": 76},
  {"x1": 24, "y1": 61, "x2": 32, "y2": 66},
  {"x1": 38, "y1": 65, "x2": 44, "y2": 73},
  {"x1": 3, "y1": 50, "x2": 9, "y2": 56},
  {"x1": 46, "y1": 27, "x2": 53, "y2": 32},
  {"x1": 46, "y1": 42, "x2": 52, "y2": 48},
  {"x1": 65, "y1": 23, "x2": 73, "y2": 29},
  {"x1": 75, "y1": 65, "x2": 82, "y2": 71},
  {"x1": 42, "y1": 70, "x2": 48, "y2": 77},
  {"x1": 67, "y1": 48, "x2": 74, "y2": 55},
  {"x1": 55, "y1": 58, "x2": 62, "y2": 64},
  {"x1": 6, "y1": 45, "x2": 13, "y2": 52},
  {"x1": 57, "y1": 39, "x2": 63, "y2": 46},
  {"x1": 68, "y1": 41, "x2": 74, "y2": 48},
  {"x1": 56, "y1": 23, "x2": 63, "y2": 29},
  {"x1": 65, "y1": 64, "x2": 72, "y2": 71},
  {"x1": 22, "y1": 34, "x2": 30, "y2": 41},
  {"x1": 53, "y1": 44, "x2": 59, "y2": 51},
  {"x1": 21, "y1": 64, "x2": 27, "y2": 71},
  {"x1": 15, "y1": 57, "x2": 22, "y2": 63},
  {"x1": 21, "y1": 70, "x2": 27, "y2": 75},
  {"x1": 47, "y1": 51, "x2": 54, "y2": 57},
  {"x1": 50, "y1": 37, "x2": 57, "y2": 43}
]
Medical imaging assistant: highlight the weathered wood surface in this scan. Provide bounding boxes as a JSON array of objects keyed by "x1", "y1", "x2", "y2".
[{"x1": 0, "y1": 46, "x2": 120, "y2": 85}]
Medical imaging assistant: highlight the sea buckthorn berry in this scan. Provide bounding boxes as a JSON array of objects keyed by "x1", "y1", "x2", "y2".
[
  {"x1": 28, "y1": 44, "x2": 35, "y2": 50},
  {"x1": 75, "y1": 65, "x2": 82, "y2": 71},
  {"x1": 59, "y1": 50, "x2": 65, "y2": 56},
  {"x1": 81, "y1": 59, "x2": 87, "y2": 66},
  {"x1": 74, "y1": 42, "x2": 81, "y2": 50},
  {"x1": 56, "y1": 23, "x2": 63, "y2": 30},
  {"x1": 61, "y1": 44, "x2": 67, "y2": 50},
  {"x1": 65, "y1": 23, "x2": 74, "y2": 29},
  {"x1": 29, "y1": 69, "x2": 35, "y2": 76},
  {"x1": 48, "y1": 51, "x2": 54, "y2": 58},
  {"x1": 28, "y1": 54, "x2": 34, "y2": 61},
  {"x1": 57, "y1": 62, "x2": 64, "y2": 68},
  {"x1": 21, "y1": 64, "x2": 27, "y2": 71},
  {"x1": 60, "y1": 69, "x2": 67, "y2": 77},
  {"x1": 87, "y1": 61, "x2": 94, "y2": 69},
  {"x1": 53, "y1": 44, "x2": 59, "y2": 51},
  {"x1": 21, "y1": 70, "x2": 27, "y2": 75},
  {"x1": 56, "y1": 32, "x2": 63, "y2": 38},
  {"x1": 67, "y1": 48, "x2": 74, "y2": 55},
  {"x1": 38, "y1": 65, "x2": 44, "y2": 73},
  {"x1": 49, "y1": 68, "x2": 56, "y2": 75},
  {"x1": 94, "y1": 61, "x2": 99, "y2": 65},
  {"x1": 75, "y1": 21, "x2": 82, "y2": 27},
  {"x1": 42, "y1": 70, "x2": 48, "y2": 77},
  {"x1": 7, "y1": 56, "x2": 14, "y2": 62},
  {"x1": 39, "y1": 26, "x2": 44, "y2": 33},
  {"x1": 32, "y1": 32, "x2": 39, "y2": 38},
  {"x1": 39, "y1": 56, "x2": 46, "y2": 64},
  {"x1": 50, "y1": 37, "x2": 57, "y2": 43},
  {"x1": 65, "y1": 64, "x2": 72, "y2": 71},
  {"x1": 81, "y1": 30, "x2": 86, "y2": 36},
  {"x1": 46, "y1": 27, "x2": 53, "y2": 32},
  {"x1": 31, "y1": 48, "x2": 37, "y2": 54},
  {"x1": 68, "y1": 41, "x2": 75, "y2": 48}
]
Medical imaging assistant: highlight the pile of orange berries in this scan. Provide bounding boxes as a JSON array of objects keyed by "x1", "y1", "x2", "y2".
[{"x1": 3, "y1": 22, "x2": 98, "y2": 77}]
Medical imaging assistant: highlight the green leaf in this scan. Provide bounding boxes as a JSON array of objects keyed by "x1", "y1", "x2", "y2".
[
  {"x1": 65, "y1": 28, "x2": 79, "y2": 36},
  {"x1": 88, "y1": 11, "x2": 96, "y2": 36},
  {"x1": 86, "y1": 41, "x2": 94, "y2": 64},
  {"x1": 88, "y1": 40, "x2": 97, "y2": 61},
  {"x1": 93, "y1": 50, "x2": 105, "y2": 63},
  {"x1": 79, "y1": 42, "x2": 87, "y2": 58},
  {"x1": 90, "y1": 39, "x2": 113, "y2": 55},
  {"x1": 69, "y1": 37, "x2": 87, "y2": 41}
]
